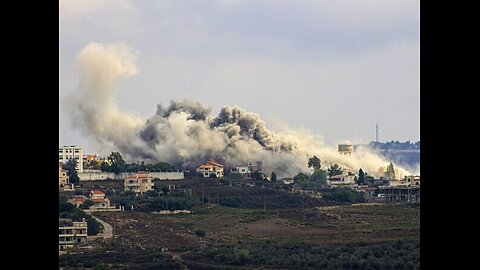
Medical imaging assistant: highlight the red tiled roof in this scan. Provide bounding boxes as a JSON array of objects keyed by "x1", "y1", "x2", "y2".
[
  {"x1": 92, "y1": 198, "x2": 108, "y2": 203},
  {"x1": 91, "y1": 190, "x2": 105, "y2": 195},
  {"x1": 198, "y1": 164, "x2": 213, "y2": 169},
  {"x1": 68, "y1": 197, "x2": 87, "y2": 203},
  {"x1": 207, "y1": 161, "x2": 224, "y2": 167}
]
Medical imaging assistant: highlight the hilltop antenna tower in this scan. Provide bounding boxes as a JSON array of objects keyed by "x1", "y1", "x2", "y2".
[{"x1": 376, "y1": 123, "x2": 379, "y2": 143}]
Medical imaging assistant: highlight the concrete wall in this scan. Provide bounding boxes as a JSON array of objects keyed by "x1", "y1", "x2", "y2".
[{"x1": 79, "y1": 171, "x2": 184, "y2": 181}]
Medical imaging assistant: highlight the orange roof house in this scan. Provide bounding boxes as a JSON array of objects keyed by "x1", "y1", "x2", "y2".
[{"x1": 196, "y1": 160, "x2": 224, "y2": 178}]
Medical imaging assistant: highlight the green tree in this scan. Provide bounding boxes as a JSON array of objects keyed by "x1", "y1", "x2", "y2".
[
  {"x1": 327, "y1": 164, "x2": 343, "y2": 177},
  {"x1": 108, "y1": 152, "x2": 126, "y2": 173},
  {"x1": 308, "y1": 155, "x2": 321, "y2": 171},
  {"x1": 252, "y1": 171, "x2": 264, "y2": 181},
  {"x1": 310, "y1": 169, "x2": 327, "y2": 186},
  {"x1": 293, "y1": 173, "x2": 309, "y2": 182},
  {"x1": 62, "y1": 159, "x2": 80, "y2": 184},
  {"x1": 209, "y1": 173, "x2": 218, "y2": 178},
  {"x1": 358, "y1": 169, "x2": 365, "y2": 185},
  {"x1": 100, "y1": 161, "x2": 111, "y2": 172},
  {"x1": 386, "y1": 162, "x2": 396, "y2": 180},
  {"x1": 271, "y1": 171, "x2": 277, "y2": 182},
  {"x1": 161, "y1": 185, "x2": 170, "y2": 194},
  {"x1": 80, "y1": 199, "x2": 94, "y2": 209},
  {"x1": 146, "y1": 190, "x2": 159, "y2": 197}
]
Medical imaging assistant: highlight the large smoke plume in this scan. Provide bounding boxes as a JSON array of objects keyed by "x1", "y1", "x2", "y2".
[{"x1": 66, "y1": 42, "x2": 413, "y2": 178}]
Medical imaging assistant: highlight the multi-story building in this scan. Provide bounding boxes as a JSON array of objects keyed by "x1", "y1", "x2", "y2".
[
  {"x1": 404, "y1": 175, "x2": 420, "y2": 186},
  {"x1": 90, "y1": 190, "x2": 111, "y2": 208},
  {"x1": 59, "y1": 218, "x2": 88, "y2": 250},
  {"x1": 338, "y1": 144, "x2": 354, "y2": 156},
  {"x1": 377, "y1": 186, "x2": 420, "y2": 203},
  {"x1": 230, "y1": 166, "x2": 252, "y2": 179},
  {"x1": 59, "y1": 164, "x2": 69, "y2": 186},
  {"x1": 124, "y1": 172, "x2": 154, "y2": 193},
  {"x1": 327, "y1": 174, "x2": 356, "y2": 187},
  {"x1": 59, "y1": 145, "x2": 84, "y2": 173},
  {"x1": 196, "y1": 161, "x2": 224, "y2": 178}
]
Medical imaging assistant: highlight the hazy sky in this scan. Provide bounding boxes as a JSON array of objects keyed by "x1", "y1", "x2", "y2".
[{"x1": 60, "y1": 0, "x2": 419, "y2": 155}]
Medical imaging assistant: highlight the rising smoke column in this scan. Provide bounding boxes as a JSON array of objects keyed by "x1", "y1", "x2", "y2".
[{"x1": 66, "y1": 42, "x2": 412, "y2": 178}]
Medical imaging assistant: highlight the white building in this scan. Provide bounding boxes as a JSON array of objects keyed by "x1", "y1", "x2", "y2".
[
  {"x1": 196, "y1": 161, "x2": 224, "y2": 178},
  {"x1": 327, "y1": 175, "x2": 356, "y2": 187},
  {"x1": 59, "y1": 145, "x2": 84, "y2": 173},
  {"x1": 230, "y1": 166, "x2": 252, "y2": 179}
]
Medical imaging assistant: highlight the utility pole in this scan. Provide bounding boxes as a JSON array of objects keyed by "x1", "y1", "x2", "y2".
[
  {"x1": 217, "y1": 193, "x2": 220, "y2": 205},
  {"x1": 376, "y1": 123, "x2": 379, "y2": 143},
  {"x1": 202, "y1": 188, "x2": 205, "y2": 204}
]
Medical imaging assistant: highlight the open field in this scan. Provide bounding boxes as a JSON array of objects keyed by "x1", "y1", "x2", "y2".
[{"x1": 60, "y1": 201, "x2": 419, "y2": 269}]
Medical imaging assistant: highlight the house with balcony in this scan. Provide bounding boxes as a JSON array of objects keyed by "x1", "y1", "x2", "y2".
[
  {"x1": 196, "y1": 161, "x2": 224, "y2": 178},
  {"x1": 124, "y1": 172, "x2": 154, "y2": 193},
  {"x1": 89, "y1": 190, "x2": 111, "y2": 209}
]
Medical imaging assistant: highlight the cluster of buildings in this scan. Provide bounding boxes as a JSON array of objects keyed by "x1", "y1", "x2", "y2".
[
  {"x1": 195, "y1": 160, "x2": 265, "y2": 180},
  {"x1": 355, "y1": 175, "x2": 420, "y2": 203},
  {"x1": 67, "y1": 190, "x2": 116, "y2": 210}
]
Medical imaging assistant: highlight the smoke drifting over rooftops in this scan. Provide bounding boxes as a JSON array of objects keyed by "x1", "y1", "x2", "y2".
[{"x1": 66, "y1": 42, "x2": 413, "y2": 178}]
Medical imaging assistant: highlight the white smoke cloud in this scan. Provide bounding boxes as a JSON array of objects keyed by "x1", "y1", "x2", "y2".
[{"x1": 67, "y1": 42, "x2": 412, "y2": 178}]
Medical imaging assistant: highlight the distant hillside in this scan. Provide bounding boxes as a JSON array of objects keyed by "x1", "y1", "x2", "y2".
[{"x1": 355, "y1": 141, "x2": 420, "y2": 170}]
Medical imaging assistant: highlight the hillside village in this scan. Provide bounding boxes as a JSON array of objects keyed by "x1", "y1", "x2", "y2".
[{"x1": 59, "y1": 143, "x2": 420, "y2": 255}]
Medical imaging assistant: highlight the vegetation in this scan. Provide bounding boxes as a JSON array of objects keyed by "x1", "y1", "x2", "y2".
[
  {"x1": 196, "y1": 240, "x2": 419, "y2": 269},
  {"x1": 62, "y1": 179, "x2": 419, "y2": 269},
  {"x1": 195, "y1": 229, "x2": 206, "y2": 237},
  {"x1": 309, "y1": 169, "x2": 327, "y2": 186},
  {"x1": 386, "y1": 162, "x2": 396, "y2": 179},
  {"x1": 357, "y1": 168, "x2": 365, "y2": 185},
  {"x1": 323, "y1": 187, "x2": 365, "y2": 203},
  {"x1": 270, "y1": 171, "x2": 277, "y2": 182},
  {"x1": 62, "y1": 159, "x2": 79, "y2": 184},
  {"x1": 99, "y1": 152, "x2": 177, "y2": 173},
  {"x1": 80, "y1": 199, "x2": 95, "y2": 209},
  {"x1": 327, "y1": 163, "x2": 343, "y2": 177},
  {"x1": 59, "y1": 195, "x2": 103, "y2": 235},
  {"x1": 251, "y1": 171, "x2": 264, "y2": 181},
  {"x1": 226, "y1": 172, "x2": 244, "y2": 181},
  {"x1": 109, "y1": 191, "x2": 200, "y2": 212},
  {"x1": 209, "y1": 173, "x2": 218, "y2": 178},
  {"x1": 59, "y1": 247, "x2": 181, "y2": 269},
  {"x1": 308, "y1": 155, "x2": 321, "y2": 170}
]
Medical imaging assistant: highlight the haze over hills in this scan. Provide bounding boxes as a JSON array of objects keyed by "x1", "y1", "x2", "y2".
[{"x1": 355, "y1": 141, "x2": 420, "y2": 173}]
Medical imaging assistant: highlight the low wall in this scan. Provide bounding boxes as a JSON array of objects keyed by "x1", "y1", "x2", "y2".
[{"x1": 79, "y1": 171, "x2": 184, "y2": 181}]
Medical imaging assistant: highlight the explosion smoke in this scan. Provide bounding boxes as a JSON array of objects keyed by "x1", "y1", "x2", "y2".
[{"x1": 66, "y1": 42, "x2": 413, "y2": 178}]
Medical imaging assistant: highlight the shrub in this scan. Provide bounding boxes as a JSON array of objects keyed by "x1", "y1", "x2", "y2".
[{"x1": 195, "y1": 229, "x2": 206, "y2": 237}]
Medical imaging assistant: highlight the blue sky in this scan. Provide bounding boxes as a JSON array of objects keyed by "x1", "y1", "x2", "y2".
[{"x1": 60, "y1": 0, "x2": 419, "y2": 154}]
